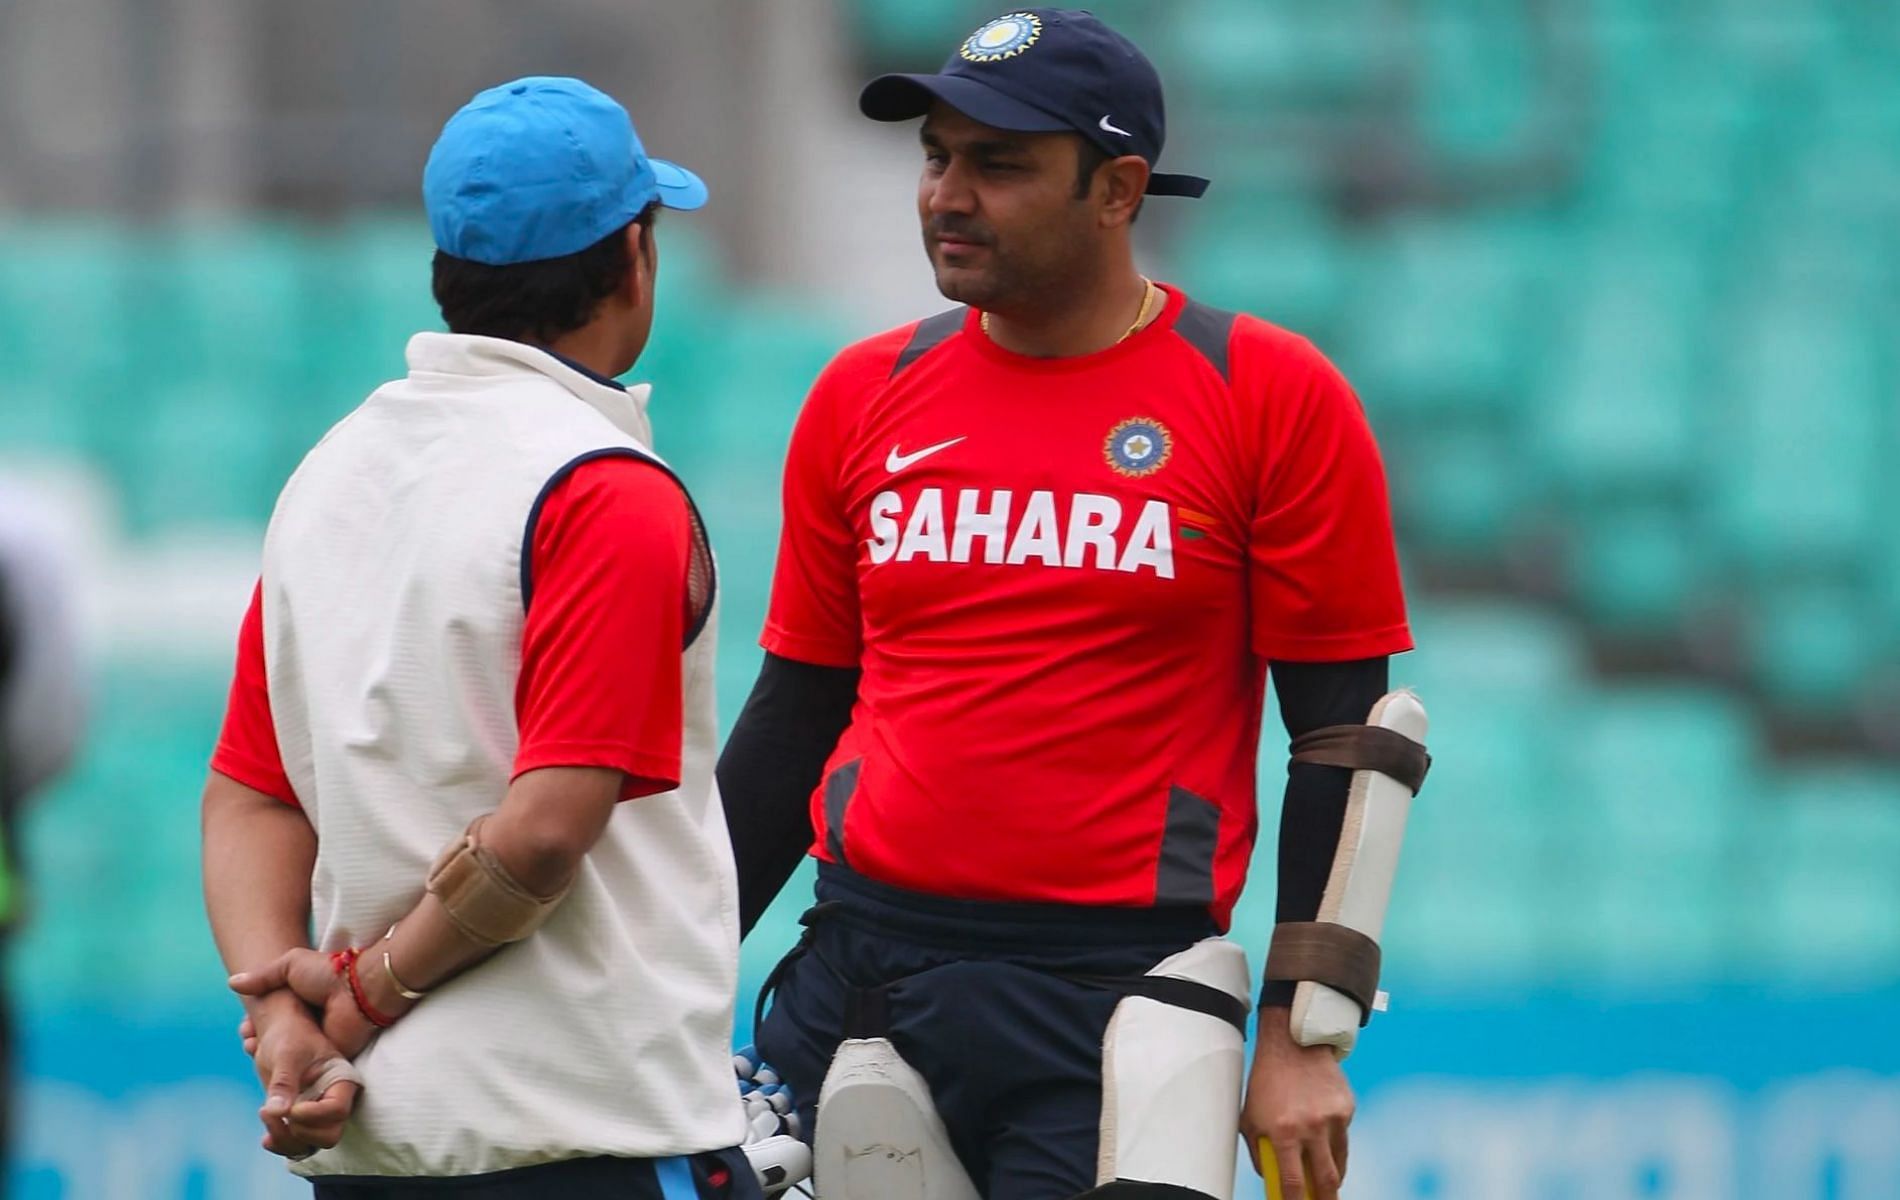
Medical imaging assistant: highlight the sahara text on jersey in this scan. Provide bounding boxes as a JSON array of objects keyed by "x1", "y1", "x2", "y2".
[{"x1": 865, "y1": 487, "x2": 1175, "y2": 578}]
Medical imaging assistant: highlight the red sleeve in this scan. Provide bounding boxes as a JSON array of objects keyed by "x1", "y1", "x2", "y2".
[
  {"x1": 210, "y1": 581, "x2": 299, "y2": 807},
  {"x1": 1241, "y1": 324, "x2": 1414, "y2": 661},
  {"x1": 514, "y1": 455, "x2": 689, "y2": 800},
  {"x1": 760, "y1": 351, "x2": 871, "y2": 668}
]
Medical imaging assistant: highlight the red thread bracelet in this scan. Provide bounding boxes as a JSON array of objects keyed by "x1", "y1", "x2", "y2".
[{"x1": 340, "y1": 947, "x2": 397, "y2": 1028}]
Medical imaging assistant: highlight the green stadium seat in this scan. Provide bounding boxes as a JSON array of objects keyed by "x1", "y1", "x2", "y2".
[
  {"x1": 0, "y1": 384, "x2": 91, "y2": 461},
  {"x1": 1553, "y1": 845, "x2": 1733, "y2": 983},
  {"x1": 135, "y1": 223, "x2": 312, "y2": 392},
  {"x1": 0, "y1": 222, "x2": 138, "y2": 394},
  {"x1": 306, "y1": 216, "x2": 443, "y2": 399},
  {"x1": 1385, "y1": 421, "x2": 1530, "y2": 557},
  {"x1": 1705, "y1": 303, "x2": 1880, "y2": 573},
  {"x1": 1343, "y1": 213, "x2": 1553, "y2": 423},
  {"x1": 1394, "y1": 601, "x2": 1581, "y2": 827},
  {"x1": 118, "y1": 384, "x2": 288, "y2": 532},
  {"x1": 1381, "y1": 840, "x2": 1543, "y2": 985},
  {"x1": 1403, "y1": 600, "x2": 1586, "y2": 697},
  {"x1": 1167, "y1": 0, "x2": 1386, "y2": 112},
  {"x1": 1568, "y1": 501, "x2": 1707, "y2": 636},
  {"x1": 1171, "y1": 201, "x2": 1349, "y2": 339},
  {"x1": 1531, "y1": 231, "x2": 1705, "y2": 496},
  {"x1": 1414, "y1": 9, "x2": 1536, "y2": 157},
  {"x1": 1562, "y1": 686, "x2": 1755, "y2": 855},
  {"x1": 1750, "y1": 771, "x2": 1900, "y2": 977},
  {"x1": 848, "y1": 0, "x2": 987, "y2": 62},
  {"x1": 1746, "y1": 578, "x2": 1878, "y2": 711},
  {"x1": 692, "y1": 298, "x2": 847, "y2": 464}
]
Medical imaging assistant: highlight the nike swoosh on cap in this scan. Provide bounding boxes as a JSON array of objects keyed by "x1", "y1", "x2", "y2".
[
  {"x1": 1098, "y1": 115, "x2": 1132, "y2": 136},
  {"x1": 886, "y1": 437, "x2": 966, "y2": 473}
]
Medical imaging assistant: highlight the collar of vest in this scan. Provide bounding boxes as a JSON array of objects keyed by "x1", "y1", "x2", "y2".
[{"x1": 404, "y1": 332, "x2": 655, "y2": 448}]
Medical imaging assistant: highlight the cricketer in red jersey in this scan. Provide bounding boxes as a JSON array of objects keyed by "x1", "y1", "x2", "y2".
[
  {"x1": 765, "y1": 290, "x2": 1407, "y2": 926},
  {"x1": 717, "y1": 10, "x2": 1416, "y2": 1200}
]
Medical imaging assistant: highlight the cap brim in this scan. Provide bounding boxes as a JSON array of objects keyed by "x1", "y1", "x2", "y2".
[
  {"x1": 649, "y1": 158, "x2": 708, "y2": 211},
  {"x1": 859, "y1": 73, "x2": 1071, "y2": 133}
]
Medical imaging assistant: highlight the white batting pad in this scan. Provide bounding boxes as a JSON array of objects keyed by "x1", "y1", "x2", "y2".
[
  {"x1": 1097, "y1": 937, "x2": 1251, "y2": 1198},
  {"x1": 814, "y1": 1037, "x2": 980, "y2": 1200}
]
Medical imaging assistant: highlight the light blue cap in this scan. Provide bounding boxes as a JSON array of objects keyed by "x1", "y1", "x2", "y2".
[{"x1": 423, "y1": 75, "x2": 707, "y2": 266}]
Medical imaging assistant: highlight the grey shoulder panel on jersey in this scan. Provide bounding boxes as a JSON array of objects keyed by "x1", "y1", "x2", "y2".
[
  {"x1": 1172, "y1": 298, "x2": 1239, "y2": 383},
  {"x1": 890, "y1": 308, "x2": 967, "y2": 377}
]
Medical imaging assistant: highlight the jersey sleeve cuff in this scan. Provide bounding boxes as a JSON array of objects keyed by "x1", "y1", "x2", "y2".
[
  {"x1": 512, "y1": 742, "x2": 683, "y2": 801},
  {"x1": 1253, "y1": 623, "x2": 1414, "y2": 663},
  {"x1": 760, "y1": 624, "x2": 862, "y2": 669},
  {"x1": 208, "y1": 752, "x2": 301, "y2": 809}
]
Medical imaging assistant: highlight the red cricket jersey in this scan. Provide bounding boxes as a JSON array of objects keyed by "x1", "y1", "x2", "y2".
[
  {"x1": 212, "y1": 456, "x2": 692, "y2": 807},
  {"x1": 763, "y1": 285, "x2": 1412, "y2": 927}
]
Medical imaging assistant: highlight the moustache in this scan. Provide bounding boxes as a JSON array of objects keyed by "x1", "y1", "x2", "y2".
[{"x1": 928, "y1": 218, "x2": 994, "y2": 246}]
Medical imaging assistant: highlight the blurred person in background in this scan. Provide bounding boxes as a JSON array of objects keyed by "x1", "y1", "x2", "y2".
[
  {"x1": 201, "y1": 76, "x2": 760, "y2": 1198},
  {"x1": 0, "y1": 476, "x2": 87, "y2": 1182},
  {"x1": 719, "y1": 10, "x2": 1422, "y2": 1200}
]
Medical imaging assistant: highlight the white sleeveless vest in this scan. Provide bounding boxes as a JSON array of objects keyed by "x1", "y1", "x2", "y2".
[{"x1": 261, "y1": 333, "x2": 745, "y2": 1177}]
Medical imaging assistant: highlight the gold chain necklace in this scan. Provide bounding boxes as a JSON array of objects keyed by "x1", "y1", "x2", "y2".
[{"x1": 981, "y1": 277, "x2": 1158, "y2": 345}]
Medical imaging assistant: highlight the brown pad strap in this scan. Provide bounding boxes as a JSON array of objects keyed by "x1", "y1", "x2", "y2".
[
  {"x1": 1265, "y1": 921, "x2": 1382, "y2": 1020},
  {"x1": 1289, "y1": 724, "x2": 1431, "y2": 794}
]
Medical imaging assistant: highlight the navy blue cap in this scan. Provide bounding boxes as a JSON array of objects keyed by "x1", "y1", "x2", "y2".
[
  {"x1": 424, "y1": 76, "x2": 707, "y2": 267},
  {"x1": 860, "y1": 9, "x2": 1208, "y2": 198}
]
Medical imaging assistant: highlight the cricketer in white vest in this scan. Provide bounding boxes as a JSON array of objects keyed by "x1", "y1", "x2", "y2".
[{"x1": 261, "y1": 330, "x2": 746, "y2": 1177}]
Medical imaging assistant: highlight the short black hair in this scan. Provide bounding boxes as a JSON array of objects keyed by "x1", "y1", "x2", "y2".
[
  {"x1": 1074, "y1": 138, "x2": 1141, "y2": 221},
  {"x1": 432, "y1": 201, "x2": 659, "y2": 344}
]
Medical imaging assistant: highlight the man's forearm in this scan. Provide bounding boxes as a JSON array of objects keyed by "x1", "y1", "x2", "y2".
[
  {"x1": 1260, "y1": 657, "x2": 1390, "y2": 1013},
  {"x1": 716, "y1": 652, "x2": 859, "y2": 936},
  {"x1": 202, "y1": 772, "x2": 317, "y2": 1023},
  {"x1": 352, "y1": 765, "x2": 623, "y2": 1021}
]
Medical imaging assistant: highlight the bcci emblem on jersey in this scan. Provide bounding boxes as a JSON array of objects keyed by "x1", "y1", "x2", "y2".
[
  {"x1": 960, "y1": 13, "x2": 1043, "y2": 62},
  {"x1": 1105, "y1": 417, "x2": 1172, "y2": 478}
]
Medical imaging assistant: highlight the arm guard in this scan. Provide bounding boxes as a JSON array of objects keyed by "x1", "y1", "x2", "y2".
[{"x1": 1265, "y1": 688, "x2": 1429, "y2": 1057}]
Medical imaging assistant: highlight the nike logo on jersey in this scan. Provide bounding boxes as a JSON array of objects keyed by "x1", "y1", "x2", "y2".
[
  {"x1": 1098, "y1": 115, "x2": 1132, "y2": 136},
  {"x1": 867, "y1": 488, "x2": 1174, "y2": 578},
  {"x1": 886, "y1": 437, "x2": 966, "y2": 474}
]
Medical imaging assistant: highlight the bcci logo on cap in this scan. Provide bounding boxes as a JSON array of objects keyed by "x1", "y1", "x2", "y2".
[
  {"x1": 960, "y1": 13, "x2": 1043, "y2": 62},
  {"x1": 1105, "y1": 418, "x2": 1172, "y2": 477}
]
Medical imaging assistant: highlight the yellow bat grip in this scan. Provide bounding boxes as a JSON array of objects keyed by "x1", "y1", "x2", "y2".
[{"x1": 1259, "y1": 1138, "x2": 1314, "y2": 1200}]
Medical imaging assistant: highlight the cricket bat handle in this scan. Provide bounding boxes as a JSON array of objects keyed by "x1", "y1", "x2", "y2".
[{"x1": 1259, "y1": 1139, "x2": 1315, "y2": 1200}]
